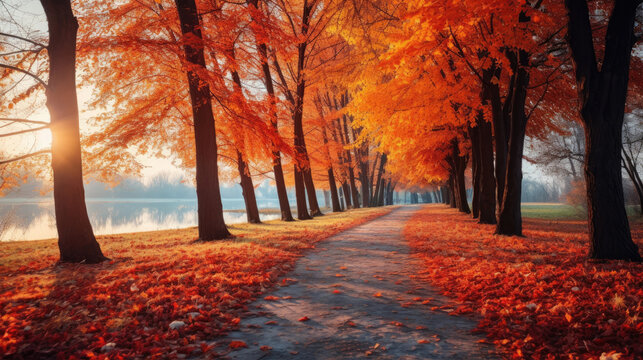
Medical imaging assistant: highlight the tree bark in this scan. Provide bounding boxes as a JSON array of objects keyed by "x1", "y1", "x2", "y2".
[
  {"x1": 237, "y1": 150, "x2": 261, "y2": 224},
  {"x1": 496, "y1": 50, "x2": 528, "y2": 236},
  {"x1": 341, "y1": 182, "x2": 352, "y2": 209},
  {"x1": 488, "y1": 64, "x2": 510, "y2": 209},
  {"x1": 291, "y1": 1, "x2": 315, "y2": 220},
  {"x1": 372, "y1": 153, "x2": 387, "y2": 206},
  {"x1": 41, "y1": 0, "x2": 107, "y2": 263},
  {"x1": 469, "y1": 125, "x2": 481, "y2": 218},
  {"x1": 342, "y1": 113, "x2": 361, "y2": 208},
  {"x1": 448, "y1": 177, "x2": 456, "y2": 208},
  {"x1": 565, "y1": 0, "x2": 641, "y2": 260},
  {"x1": 477, "y1": 108, "x2": 497, "y2": 224},
  {"x1": 175, "y1": 0, "x2": 230, "y2": 240}
]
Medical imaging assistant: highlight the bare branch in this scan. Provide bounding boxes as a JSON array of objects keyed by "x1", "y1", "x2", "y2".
[
  {"x1": 0, "y1": 149, "x2": 50, "y2": 165},
  {"x1": 0, "y1": 32, "x2": 47, "y2": 49},
  {"x1": 0, "y1": 125, "x2": 49, "y2": 138},
  {"x1": 0, "y1": 63, "x2": 47, "y2": 88}
]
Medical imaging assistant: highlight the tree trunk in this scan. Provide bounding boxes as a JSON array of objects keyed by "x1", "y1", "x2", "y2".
[
  {"x1": 488, "y1": 64, "x2": 509, "y2": 209},
  {"x1": 469, "y1": 125, "x2": 481, "y2": 218},
  {"x1": 228, "y1": 56, "x2": 261, "y2": 225},
  {"x1": 454, "y1": 148, "x2": 471, "y2": 214},
  {"x1": 327, "y1": 169, "x2": 342, "y2": 212},
  {"x1": 41, "y1": 0, "x2": 106, "y2": 263},
  {"x1": 448, "y1": 177, "x2": 456, "y2": 208},
  {"x1": 291, "y1": 2, "x2": 315, "y2": 220},
  {"x1": 341, "y1": 182, "x2": 352, "y2": 209},
  {"x1": 477, "y1": 109, "x2": 497, "y2": 224},
  {"x1": 360, "y1": 160, "x2": 370, "y2": 207},
  {"x1": 342, "y1": 114, "x2": 361, "y2": 208},
  {"x1": 376, "y1": 178, "x2": 385, "y2": 206},
  {"x1": 622, "y1": 151, "x2": 643, "y2": 214},
  {"x1": 496, "y1": 50, "x2": 528, "y2": 236},
  {"x1": 237, "y1": 151, "x2": 261, "y2": 224},
  {"x1": 565, "y1": 0, "x2": 641, "y2": 260},
  {"x1": 372, "y1": 153, "x2": 387, "y2": 206},
  {"x1": 294, "y1": 166, "x2": 311, "y2": 219},
  {"x1": 386, "y1": 180, "x2": 394, "y2": 205},
  {"x1": 175, "y1": 0, "x2": 230, "y2": 240},
  {"x1": 302, "y1": 166, "x2": 322, "y2": 216},
  {"x1": 248, "y1": 0, "x2": 293, "y2": 222}
]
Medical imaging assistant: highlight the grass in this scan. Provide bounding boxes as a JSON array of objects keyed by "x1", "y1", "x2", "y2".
[
  {"x1": 521, "y1": 203, "x2": 642, "y2": 221},
  {"x1": 0, "y1": 206, "x2": 394, "y2": 359}
]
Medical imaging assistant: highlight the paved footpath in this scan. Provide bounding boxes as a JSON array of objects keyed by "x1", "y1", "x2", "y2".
[{"x1": 216, "y1": 206, "x2": 497, "y2": 359}]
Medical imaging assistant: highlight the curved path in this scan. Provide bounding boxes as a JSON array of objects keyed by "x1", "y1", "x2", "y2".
[{"x1": 216, "y1": 206, "x2": 497, "y2": 359}]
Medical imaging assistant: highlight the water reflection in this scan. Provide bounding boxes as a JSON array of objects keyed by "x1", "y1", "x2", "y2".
[{"x1": 0, "y1": 198, "x2": 280, "y2": 241}]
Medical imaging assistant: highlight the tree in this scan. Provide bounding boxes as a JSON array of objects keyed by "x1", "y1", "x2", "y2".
[
  {"x1": 41, "y1": 0, "x2": 108, "y2": 262},
  {"x1": 565, "y1": 0, "x2": 641, "y2": 260},
  {"x1": 0, "y1": 0, "x2": 107, "y2": 262},
  {"x1": 174, "y1": 0, "x2": 230, "y2": 240}
]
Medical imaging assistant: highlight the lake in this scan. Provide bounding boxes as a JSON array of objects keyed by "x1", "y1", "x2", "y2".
[{"x1": 0, "y1": 198, "x2": 286, "y2": 241}]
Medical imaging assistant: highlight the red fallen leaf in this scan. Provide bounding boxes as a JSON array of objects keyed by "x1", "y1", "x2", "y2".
[
  {"x1": 347, "y1": 321, "x2": 356, "y2": 327},
  {"x1": 265, "y1": 320, "x2": 278, "y2": 325},
  {"x1": 260, "y1": 345, "x2": 272, "y2": 351},
  {"x1": 373, "y1": 292, "x2": 382, "y2": 297},
  {"x1": 229, "y1": 341, "x2": 247, "y2": 349},
  {"x1": 200, "y1": 343, "x2": 211, "y2": 353},
  {"x1": 391, "y1": 321, "x2": 404, "y2": 327},
  {"x1": 335, "y1": 273, "x2": 345, "y2": 277},
  {"x1": 333, "y1": 290, "x2": 342, "y2": 294},
  {"x1": 413, "y1": 297, "x2": 422, "y2": 301},
  {"x1": 565, "y1": 313, "x2": 572, "y2": 323},
  {"x1": 298, "y1": 316, "x2": 310, "y2": 322},
  {"x1": 417, "y1": 339, "x2": 430, "y2": 344},
  {"x1": 264, "y1": 296, "x2": 280, "y2": 301},
  {"x1": 340, "y1": 266, "x2": 348, "y2": 270},
  {"x1": 416, "y1": 325, "x2": 427, "y2": 330}
]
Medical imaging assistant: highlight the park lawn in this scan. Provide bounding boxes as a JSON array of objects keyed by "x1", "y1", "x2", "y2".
[
  {"x1": 0, "y1": 206, "x2": 394, "y2": 359},
  {"x1": 405, "y1": 205, "x2": 643, "y2": 360},
  {"x1": 520, "y1": 203, "x2": 642, "y2": 221}
]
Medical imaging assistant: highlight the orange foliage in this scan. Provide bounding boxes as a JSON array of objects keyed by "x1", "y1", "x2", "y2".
[{"x1": 405, "y1": 205, "x2": 643, "y2": 359}]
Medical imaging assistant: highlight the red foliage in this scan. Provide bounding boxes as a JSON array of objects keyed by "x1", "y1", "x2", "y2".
[
  {"x1": 405, "y1": 205, "x2": 643, "y2": 359},
  {"x1": 0, "y1": 208, "x2": 390, "y2": 359}
]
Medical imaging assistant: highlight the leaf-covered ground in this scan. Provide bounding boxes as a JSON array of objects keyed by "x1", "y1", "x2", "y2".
[
  {"x1": 404, "y1": 205, "x2": 643, "y2": 360},
  {"x1": 0, "y1": 206, "x2": 392, "y2": 359}
]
